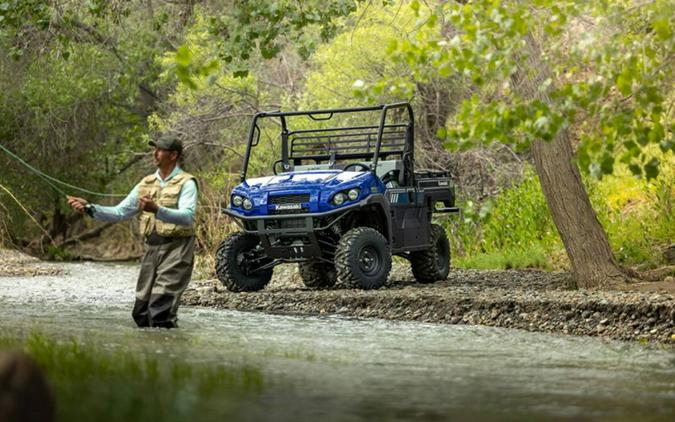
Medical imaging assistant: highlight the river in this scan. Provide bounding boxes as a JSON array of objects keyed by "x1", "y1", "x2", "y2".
[{"x1": 1, "y1": 262, "x2": 674, "y2": 421}]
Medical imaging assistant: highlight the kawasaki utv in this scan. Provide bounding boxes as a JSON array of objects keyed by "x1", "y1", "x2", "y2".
[{"x1": 216, "y1": 102, "x2": 458, "y2": 291}]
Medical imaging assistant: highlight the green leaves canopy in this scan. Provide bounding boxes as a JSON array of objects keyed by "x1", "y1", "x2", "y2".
[{"x1": 357, "y1": 0, "x2": 674, "y2": 179}]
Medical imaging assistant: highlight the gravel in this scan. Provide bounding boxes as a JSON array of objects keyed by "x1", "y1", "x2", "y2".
[
  {"x1": 0, "y1": 249, "x2": 65, "y2": 277},
  {"x1": 183, "y1": 262, "x2": 675, "y2": 345}
]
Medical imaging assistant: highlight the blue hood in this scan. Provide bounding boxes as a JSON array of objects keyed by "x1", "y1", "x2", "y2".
[
  {"x1": 243, "y1": 170, "x2": 367, "y2": 191},
  {"x1": 230, "y1": 170, "x2": 384, "y2": 216}
]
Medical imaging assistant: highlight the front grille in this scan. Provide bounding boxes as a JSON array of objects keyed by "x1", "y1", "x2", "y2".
[
  {"x1": 270, "y1": 208, "x2": 307, "y2": 215},
  {"x1": 265, "y1": 218, "x2": 306, "y2": 230},
  {"x1": 269, "y1": 194, "x2": 310, "y2": 205}
]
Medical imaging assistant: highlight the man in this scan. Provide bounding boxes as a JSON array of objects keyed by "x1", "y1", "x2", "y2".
[{"x1": 67, "y1": 134, "x2": 198, "y2": 328}]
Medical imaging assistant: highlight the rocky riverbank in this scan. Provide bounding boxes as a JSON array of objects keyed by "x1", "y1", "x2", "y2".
[
  {"x1": 183, "y1": 263, "x2": 675, "y2": 345},
  {"x1": 0, "y1": 249, "x2": 65, "y2": 277}
]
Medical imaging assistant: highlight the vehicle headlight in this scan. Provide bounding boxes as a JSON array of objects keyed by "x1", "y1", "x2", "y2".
[
  {"x1": 243, "y1": 198, "x2": 253, "y2": 210},
  {"x1": 347, "y1": 188, "x2": 359, "y2": 201},
  {"x1": 232, "y1": 195, "x2": 243, "y2": 207},
  {"x1": 332, "y1": 193, "x2": 346, "y2": 206}
]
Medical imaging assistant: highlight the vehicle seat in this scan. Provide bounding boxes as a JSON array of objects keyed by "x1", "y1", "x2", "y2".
[{"x1": 375, "y1": 160, "x2": 404, "y2": 186}]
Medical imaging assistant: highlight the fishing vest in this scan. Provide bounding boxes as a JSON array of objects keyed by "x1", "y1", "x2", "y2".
[{"x1": 138, "y1": 171, "x2": 197, "y2": 238}]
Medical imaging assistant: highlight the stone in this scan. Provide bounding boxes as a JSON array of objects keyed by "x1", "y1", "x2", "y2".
[
  {"x1": 0, "y1": 351, "x2": 55, "y2": 422},
  {"x1": 663, "y1": 244, "x2": 675, "y2": 264}
]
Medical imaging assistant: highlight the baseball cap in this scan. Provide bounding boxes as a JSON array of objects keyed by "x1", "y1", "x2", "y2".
[{"x1": 149, "y1": 133, "x2": 183, "y2": 154}]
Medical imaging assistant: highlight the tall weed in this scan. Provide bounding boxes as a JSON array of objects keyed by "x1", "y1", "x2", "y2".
[
  {"x1": 449, "y1": 154, "x2": 674, "y2": 270},
  {"x1": 449, "y1": 167, "x2": 562, "y2": 269},
  {"x1": 589, "y1": 152, "x2": 674, "y2": 268}
]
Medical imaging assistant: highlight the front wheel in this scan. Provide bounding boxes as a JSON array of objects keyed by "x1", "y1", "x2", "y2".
[
  {"x1": 410, "y1": 224, "x2": 450, "y2": 283},
  {"x1": 335, "y1": 227, "x2": 391, "y2": 289},
  {"x1": 215, "y1": 232, "x2": 274, "y2": 292}
]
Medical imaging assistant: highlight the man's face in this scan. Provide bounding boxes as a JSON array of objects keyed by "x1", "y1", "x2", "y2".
[{"x1": 153, "y1": 148, "x2": 178, "y2": 167}]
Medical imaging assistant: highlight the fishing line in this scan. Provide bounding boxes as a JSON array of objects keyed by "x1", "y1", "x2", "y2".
[{"x1": 0, "y1": 142, "x2": 127, "y2": 198}]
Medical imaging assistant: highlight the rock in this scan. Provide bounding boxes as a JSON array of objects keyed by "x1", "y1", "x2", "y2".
[
  {"x1": 181, "y1": 264, "x2": 675, "y2": 345},
  {"x1": 0, "y1": 351, "x2": 55, "y2": 422},
  {"x1": 663, "y1": 244, "x2": 675, "y2": 264}
]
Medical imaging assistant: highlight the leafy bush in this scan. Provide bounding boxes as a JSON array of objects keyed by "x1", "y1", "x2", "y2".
[
  {"x1": 589, "y1": 152, "x2": 674, "y2": 268},
  {"x1": 449, "y1": 166, "x2": 562, "y2": 270},
  {"x1": 449, "y1": 153, "x2": 674, "y2": 270}
]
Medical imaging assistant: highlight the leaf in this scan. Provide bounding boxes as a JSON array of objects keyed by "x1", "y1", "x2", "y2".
[
  {"x1": 233, "y1": 70, "x2": 249, "y2": 78},
  {"x1": 175, "y1": 45, "x2": 192, "y2": 67},
  {"x1": 628, "y1": 164, "x2": 642, "y2": 176},
  {"x1": 600, "y1": 153, "x2": 614, "y2": 175},
  {"x1": 616, "y1": 73, "x2": 632, "y2": 96},
  {"x1": 410, "y1": 0, "x2": 420, "y2": 16},
  {"x1": 652, "y1": 18, "x2": 672, "y2": 41},
  {"x1": 644, "y1": 158, "x2": 659, "y2": 180}
]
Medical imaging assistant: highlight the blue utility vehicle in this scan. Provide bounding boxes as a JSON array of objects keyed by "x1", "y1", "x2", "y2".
[{"x1": 217, "y1": 102, "x2": 458, "y2": 291}]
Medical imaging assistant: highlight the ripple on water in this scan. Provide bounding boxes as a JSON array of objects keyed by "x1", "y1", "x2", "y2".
[{"x1": 1, "y1": 262, "x2": 674, "y2": 421}]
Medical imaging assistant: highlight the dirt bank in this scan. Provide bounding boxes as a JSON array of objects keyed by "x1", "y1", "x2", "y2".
[{"x1": 183, "y1": 263, "x2": 675, "y2": 345}]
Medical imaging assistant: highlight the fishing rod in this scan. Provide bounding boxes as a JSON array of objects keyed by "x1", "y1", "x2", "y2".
[{"x1": 0, "y1": 142, "x2": 127, "y2": 198}]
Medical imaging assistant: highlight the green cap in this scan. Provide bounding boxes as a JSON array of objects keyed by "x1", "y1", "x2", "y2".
[{"x1": 149, "y1": 133, "x2": 183, "y2": 154}]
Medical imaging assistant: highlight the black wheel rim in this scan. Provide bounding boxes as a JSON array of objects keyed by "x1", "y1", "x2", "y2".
[
  {"x1": 237, "y1": 245, "x2": 267, "y2": 276},
  {"x1": 358, "y1": 244, "x2": 381, "y2": 275}
]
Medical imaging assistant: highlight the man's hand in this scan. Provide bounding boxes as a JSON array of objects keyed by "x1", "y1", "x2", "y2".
[
  {"x1": 66, "y1": 196, "x2": 88, "y2": 214},
  {"x1": 139, "y1": 195, "x2": 159, "y2": 214}
]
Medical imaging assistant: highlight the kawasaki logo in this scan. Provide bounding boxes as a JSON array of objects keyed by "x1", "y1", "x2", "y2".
[{"x1": 275, "y1": 203, "x2": 302, "y2": 210}]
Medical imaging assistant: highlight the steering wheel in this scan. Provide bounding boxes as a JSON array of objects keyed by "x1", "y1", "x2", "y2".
[{"x1": 343, "y1": 163, "x2": 370, "y2": 172}]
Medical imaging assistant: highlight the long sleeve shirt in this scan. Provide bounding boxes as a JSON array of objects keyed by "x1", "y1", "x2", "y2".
[{"x1": 90, "y1": 166, "x2": 197, "y2": 226}]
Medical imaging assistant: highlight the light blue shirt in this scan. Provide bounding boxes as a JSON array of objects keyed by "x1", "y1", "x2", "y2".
[{"x1": 91, "y1": 166, "x2": 198, "y2": 226}]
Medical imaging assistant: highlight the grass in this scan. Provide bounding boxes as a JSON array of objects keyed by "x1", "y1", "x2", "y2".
[
  {"x1": 454, "y1": 244, "x2": 553, "y2": 271},
  {"x1": 449, "y1": 152, "x2": 674, "y2": 271},
  {"x1": 0, "y1": 331, "x2": 267, "y2": 422}
]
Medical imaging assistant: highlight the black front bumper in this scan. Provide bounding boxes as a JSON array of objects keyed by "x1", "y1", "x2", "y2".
[{"x1": 221, "y1": 202, "x2": 361, "y2": 260}]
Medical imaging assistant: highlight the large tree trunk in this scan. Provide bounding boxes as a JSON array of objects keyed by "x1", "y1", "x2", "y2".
[{"x1": 512, "y1": 34, "x2": 627, "y2": 289}]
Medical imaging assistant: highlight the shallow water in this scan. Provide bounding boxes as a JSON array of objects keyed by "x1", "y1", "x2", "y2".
[{"x1": 1, "y1": 262, "x2": 674, "y2": 421}]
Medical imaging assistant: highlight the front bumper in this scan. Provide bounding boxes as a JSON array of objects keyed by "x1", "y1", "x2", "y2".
[{"x1": 222, "y1": 201, "x2": 364, "y2": 260}]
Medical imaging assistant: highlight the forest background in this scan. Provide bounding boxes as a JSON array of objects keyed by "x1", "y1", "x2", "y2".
[{"x1": 0, "y1": 0, "x2": 672, "y2": 286}]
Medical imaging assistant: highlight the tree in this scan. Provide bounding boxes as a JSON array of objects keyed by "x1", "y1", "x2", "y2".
[
  {"x1": 356, "y1": 0, "x2": 674, "y2": 288},
  {"x1": 0, "y1": 0, "x2": 199, "y2": 244}
]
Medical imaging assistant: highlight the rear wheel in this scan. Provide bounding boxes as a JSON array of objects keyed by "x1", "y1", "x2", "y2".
[
  {"x1": 299, "y1": 261, "x2": 337, "y2": 289},
  {"x1": 215, "y1": 232, "x2": 274, "y2": 292},
  {"x1": 410, "y1": 224, "x2": 450, "y2": 283},
  {"x1": 335, "y1": 227, "x2": 391, "y2": 289}
]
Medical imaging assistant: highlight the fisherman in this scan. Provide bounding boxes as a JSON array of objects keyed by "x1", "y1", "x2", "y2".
[{"x1": 67, "y1": 134, "x2": 198, "y2": 328}]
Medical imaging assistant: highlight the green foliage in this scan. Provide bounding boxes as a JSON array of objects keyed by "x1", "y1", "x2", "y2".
[
  {"x1": 0, "y1": 0, "x2": 191, "y2": 241},
  {"x1": 301, "y1": 3, "x2": 421, "y2": 109},
  {"x1": 360, "y1": 0, "x2": 674, "y2": 179},
  {"x1": 450, "y1": 167, "x2": 560, "y2": 266},
  {"x1": 451, "y1": 155, "x2": 674, "y2": 270},
  {"x1": 207, "y1": 0, "x2": 358, "y2": 66},
  {"x1": 456, "y1": 246, "x2": 551, "y2": 270},
  {"x1": 589, "y1": 150, "x2": 675, "y2": 267}
]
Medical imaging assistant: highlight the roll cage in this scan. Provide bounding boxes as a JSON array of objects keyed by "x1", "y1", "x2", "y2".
[{"x1": 239, "y1": 102, "x2": 416, "y2": 186}]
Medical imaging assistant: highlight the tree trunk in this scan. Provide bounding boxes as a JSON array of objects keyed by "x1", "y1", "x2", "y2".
[{"x1": 512, "y1": 34, "x2": 627, "y2": 289}]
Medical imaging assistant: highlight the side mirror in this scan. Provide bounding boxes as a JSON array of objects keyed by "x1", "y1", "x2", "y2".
[{"x1": 272, "y1": 160, "x2": 290, "y2": 175}]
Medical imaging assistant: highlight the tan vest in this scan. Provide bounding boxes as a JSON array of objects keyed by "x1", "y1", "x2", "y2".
[{"x1": 138, "y1": 171, "x2": 197, "y2": 237}]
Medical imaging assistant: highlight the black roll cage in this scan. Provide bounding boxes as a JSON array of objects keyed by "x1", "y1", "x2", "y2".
[{"x1": 239, "y1": 102, "x2": 415, "y2": 183}]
